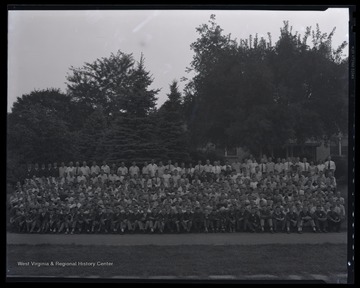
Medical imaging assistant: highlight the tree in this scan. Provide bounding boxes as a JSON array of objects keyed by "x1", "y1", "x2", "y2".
[
  {"x1": 184, "y1": 16, "x2": 348, "y2": 157},
  {"x1": 98, "y1": 55, "x2": 163, "y2": 164},
  {"x1": 66, "y1": 50, "x2": 159, "y2": 119},
  {"x1": 77, "y1": 106, "x2": 109, "y2": 163},
  {"x1": 157, "y1": 81, "x2": 190, "y2": 162},
  {"x1": 7, "y1": 89, "x2": 78, "y2": 165},
  {"x1": 269, "y1": 22, "x2": 348, "y2": 146},
  {"x1": 103, "y1": 113, "x2": 164, "y2": 165},
  {"x1": 121, "y1": 54, "x2": 159, "y2": 117}
]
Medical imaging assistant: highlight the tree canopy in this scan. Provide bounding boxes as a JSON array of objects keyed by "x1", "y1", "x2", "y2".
[{"x1": 184, "y1": 16, "x2": 348, "y2": 156}]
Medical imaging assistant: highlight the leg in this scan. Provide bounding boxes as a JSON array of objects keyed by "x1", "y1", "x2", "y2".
[
  {"x1": 268, "y1": 219, "x2": 273, "y2": 232},
  {"x1": 260, "y1": 218, "x2": 265, "y2": 232}
]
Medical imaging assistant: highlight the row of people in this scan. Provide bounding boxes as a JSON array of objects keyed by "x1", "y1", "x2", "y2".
[
  {"x1": 21, "y1": 167, "x2": 338, "y2": 194},
  {"x1": 9, "y1": 202, "x2": 343, "y2": 234},
  {"x1": 22, "y1": 156, "x2": 336, "y2": 181}
]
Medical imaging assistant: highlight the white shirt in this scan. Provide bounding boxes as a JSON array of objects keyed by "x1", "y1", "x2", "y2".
[
  {"x1": 129, "y1": 166, "x2": 140, "y2": 176},
  {"x1": 284, "y1": 162, "x2": 292, "y2": 171},
  {"x1": 317, "y1": 164, "x2": 325, "y2": 172},
  {"x1": 301, "y1": 162, "x2": 309, "y2": 172},
  {"x1": 77, "y1": 175, "x2": 86, "y2": 183},
  {"x1": 66, "y1": 166, "x2": 75, "y2": 175},
  {"x1": 165, "y1": 164, "x2": 175, "y2": 172},
  {"x1": 266, "y1": 162, "x2": 275, "y2": 173},
  {"x1": 204, "y1": 164, "x2": 213, "y2": 173},
  {"x1": 108, "y1": 174, "x2": 119, "y2": 182},
  {"x1": 59, "y1": 166, "x2": 67, "y2": 178},
  {"x1": 194, "y1": 164, "x2": 204, "y2": 173},
  {"x1": 162, "y1": 174, "x2": 171, "y2": 187},
  {"x1": 212, "y1": 165, "x2": 222, "y2": 174},
  {"x1": 157, "y1": 165, "x2": 165, "y2": 177},
  {"x1": 142, "y1": 166, "x2": 149, "y2": 175},
  {"x1": 101, "y1": 165, "x2": 110, "y2": 174},
  {"x1": 117, "y1": 166, "x2": 128, "y2": 176},
  {"x1": 250, "y1": 162, "x2": 258, "y2": 174},
  {"x1": 324, "y1": 160, "x2": 336, "y2": 171},
  {"x1": 73, "y1": 166, "x2": 81, "y2": 175},
  {"x1": 147, "y1": 163, "x2": 158, "y2": 177},
  {"x1": 187, "y1": 167, "x2": 195, "y2": 176},
  {"x1": 99, "y1": 174, "x2": 108, "y2": 182},
  {"x1": 173, "y1": 166, "x2": 182, "y2": 173},
  {"x1": 172, "y1": 175, "x2": 181, "y2": 187},
  {"x1": 80, "y1": 166, "x2": 91, "y2": 177},
  {"x1": 259, "y1": 163, "x2": 267, "y2": 173},
  {"x1": 231, "y1": 162, "x2": 241, "y2": 173},
  {"x1": 180, "y1": 168, "x2": 186, "y2": 176},
  {"x1": 90, "y1": 165, "x2": 100, "y2": 175},
  {"x1": 274, "y1": 163, "x2": 284, "y2": 173}
]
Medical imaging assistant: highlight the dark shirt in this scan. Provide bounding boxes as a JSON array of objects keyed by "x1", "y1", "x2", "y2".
[
  {"x1": 51, "y1": 167, "x2": 59, "y2": 178},
  {"x1": 314, "y1": 210, "x2": 327, "y2": 219},
  {"x1": 299, "y1": 211, "x2": 313, "y2": 220},
  {"x1": 286, "y1": 212, "x2": 298, "y2": 221},
  {"x1": 327, "y1": 211, "x2": 340, "y2": 221},
  {"x1": 182, "y1": 212, "x2": 193, "y2": 221},
  {"x1": 247, "y1": 212, "x2": 260, "y2": 224},
  {"x1": 273, "y1": 211, "x2": 286, "y2": 221}
]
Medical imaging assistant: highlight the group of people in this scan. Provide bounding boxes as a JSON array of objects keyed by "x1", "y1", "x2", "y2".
[{"x1": 8, "y1": 155, "x2": 345, "y2": 234}]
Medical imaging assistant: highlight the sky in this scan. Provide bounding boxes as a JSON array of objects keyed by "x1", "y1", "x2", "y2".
[{"x1": 7, "y1": 8, "x2": 350, "y2": 112}]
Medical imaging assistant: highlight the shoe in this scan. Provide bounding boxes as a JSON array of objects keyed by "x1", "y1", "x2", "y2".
[{"x1": 287, "y1": 230, "x2": 290, "y2": 234}]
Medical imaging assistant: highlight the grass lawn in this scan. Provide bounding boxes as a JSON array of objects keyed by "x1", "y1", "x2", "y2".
[{"x1": 7, "y1": 243, "x2": 347, "y2": 279}]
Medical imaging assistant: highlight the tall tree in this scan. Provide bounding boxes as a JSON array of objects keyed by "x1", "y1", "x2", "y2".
[
  {"x1": 100, "y1": 55, "x2": 163, "y2": 164},
  {"x1": 157, "y1": 81, "x2": 190, "y2": 162}
]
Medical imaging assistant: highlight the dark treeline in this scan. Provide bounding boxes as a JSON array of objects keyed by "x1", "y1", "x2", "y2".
[{"x1": 7, "y1": 16, "x2": 348, "y2": 184}]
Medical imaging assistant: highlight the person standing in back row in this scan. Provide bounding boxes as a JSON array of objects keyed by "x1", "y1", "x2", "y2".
[{"x1": 324, "y1": 156, "x2": 336, "y2": 177}]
